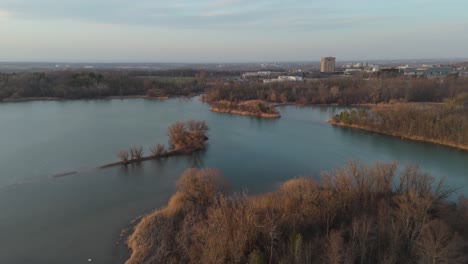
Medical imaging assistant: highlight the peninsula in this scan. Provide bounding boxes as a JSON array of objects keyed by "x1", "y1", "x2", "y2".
[
  {"x1": 125, "y1": 162, "x2": 468, "y2": 264},
  {"x1": 328, "y1": 101, "x2": 468, "y2": 151}
]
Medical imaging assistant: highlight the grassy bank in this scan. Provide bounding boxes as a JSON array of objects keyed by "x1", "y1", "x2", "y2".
[{"x1": 125, "y1": 162, "x2": 468, "y2": 264}]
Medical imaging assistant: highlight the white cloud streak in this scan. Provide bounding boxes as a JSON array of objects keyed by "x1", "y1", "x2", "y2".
[{"x1": 0, "y1": 9, "x2": 11, "y2": 20}]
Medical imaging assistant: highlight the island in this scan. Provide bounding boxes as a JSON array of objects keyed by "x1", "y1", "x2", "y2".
[{"x1": 209, "y1": 100, "x2": 280, "y2": 118}]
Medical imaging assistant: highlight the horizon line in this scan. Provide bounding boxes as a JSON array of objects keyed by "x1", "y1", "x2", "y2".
[{"x1": 1, "y1": 57, "x2": 468, "y2": 65}]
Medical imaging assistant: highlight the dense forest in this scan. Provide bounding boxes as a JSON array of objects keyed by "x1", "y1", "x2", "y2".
[
  {"x1": 331, "y1": 102, "x2": 468, "y2": 150},
  {"x1": 2, "y1": 70, "x2": 468, "y2": 105},
  {"x1": 0, "y1": 71, "x2": 205, "y2": 100},
  {"x1": 126, "y1": 162, "x2": 468, "y2": 264},
  {"x1": 205, "y1": 76, "x2": 468, "y2": 105}
]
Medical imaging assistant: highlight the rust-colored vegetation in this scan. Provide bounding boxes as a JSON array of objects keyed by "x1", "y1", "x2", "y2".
[
  {"x1": 126, "y1": 162, "x2": 468, "y2": 264},
  {"x1": 330, "y1": 103, "x2": 468, "y2": 151},
  {"x1": 112, "y1": 120, "x2": 208, "y2": 166},
  {"x1": 210, "y1": 100, "x2": 280, "y2": 118},
  {"x1": 204, "y1": 76, "x2": 468, "y2": 105}
]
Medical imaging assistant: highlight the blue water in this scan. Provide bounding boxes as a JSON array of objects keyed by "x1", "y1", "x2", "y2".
[{"x1": 0, "y1": 98, "x2": 466, "y2": 264}]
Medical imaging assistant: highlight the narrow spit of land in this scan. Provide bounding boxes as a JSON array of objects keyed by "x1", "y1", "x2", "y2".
[
  {"x1": 99, "y1": 148, "x2": 200, "y2": 169},
  {"x1": 51, "y1": 120, "x2": 209, "y2": 178}
]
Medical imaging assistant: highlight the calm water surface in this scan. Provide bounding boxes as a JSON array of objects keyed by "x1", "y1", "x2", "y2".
[{"x1": 0, "y1": 98, "x2": 467, "y2": 264}]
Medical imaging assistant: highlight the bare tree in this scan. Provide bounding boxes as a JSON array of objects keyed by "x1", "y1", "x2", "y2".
[
  {"x1": 176, "y1": 168, "x2": 227, "y2": 206},
  {"x1": 324, "y1": 230, "x2": 345, "y2": 264},
  {"x1": 150, "y1": 144, "x2": 166, "y2": 157},
  {"x1": 168, "y1": 120, "x2": 209, "y2": 150},
  {"x1": 116, "y1": 150, "x2": 129, "y2": 163},
  {"x1": 415, "y1": 220, "x2": 464, "y2": 264},
  {"x1": 129, "y1": 146, "x2": 144, "y2": 160}
]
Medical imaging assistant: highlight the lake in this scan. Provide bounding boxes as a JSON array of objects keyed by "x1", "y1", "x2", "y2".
[{"x1": 0, "y1": 98, "x2": 467, "y2": 264}]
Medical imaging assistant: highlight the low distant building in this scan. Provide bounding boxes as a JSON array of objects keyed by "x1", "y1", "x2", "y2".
[
  {"x1": 242, "y1": 71, "x2": 271, "y2": 79},
  {"x1": 321, "y1": 57, "x2": 336, "y2": 73},
  {"x1": 263, "y1": 79, "x2": 283, "y2": 84},
  {"x1": 263, "y1": 76, "x2": 303, "y2": 83},
  {"x1": 344, "y1": 69, "x2": 362, "y2": 75},
  {"x1": 278, "y1": 76, "x2": 303, "y2": 81},
  {"x1": 399, "y1": 65, "x2": 455, "y2": 77}
]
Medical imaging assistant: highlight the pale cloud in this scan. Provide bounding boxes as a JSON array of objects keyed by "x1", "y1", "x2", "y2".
[
  {"x1": 0, "y1": 9, "x2": 10, "y2": 20},
  {"x1": 200, "y1": 9, "x2": 241, "y2": 17},
  {"x1": 210, "y1": 0, "x2": 246, "y2": 7},
  {"x1": 0, "y1": 0, "x2": 467, "y2": 61}
]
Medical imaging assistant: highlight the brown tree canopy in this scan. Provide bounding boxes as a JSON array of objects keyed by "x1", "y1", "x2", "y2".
[
  {"x1": 126, "y1": 163, "x2": 468, "y2": 264},
  {"x1": 167, "y1": 120, "x2": 208, "y2": 150}
]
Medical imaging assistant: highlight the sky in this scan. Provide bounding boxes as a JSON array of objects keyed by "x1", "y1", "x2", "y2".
[{"x1": 0, "y1": 0, "x2": 467, "y2": 62}]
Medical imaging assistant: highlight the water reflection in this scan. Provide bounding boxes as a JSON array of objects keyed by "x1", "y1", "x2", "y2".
[
  {"x1": 118, "y1": 161, "x2": 144, "y2": 176},
  {"x1": 187, "y1": 149, "x2": 207, "y2": 168}
]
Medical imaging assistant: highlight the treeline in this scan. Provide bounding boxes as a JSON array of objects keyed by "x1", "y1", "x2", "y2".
[
  {"x1": 0, "y1": 71, "x2": 205, "y2": 100},
  {"x1": 126, "y1": 162, "x2": 468, "y2": 264},
  {"x1": 125, "y1": 69, "x2": 240, "y2": 78},
  {"x1": 4, "y1": 70, "x2": 468, "y2": 104},
  {"x1": 332, "y1": 103, "x2": 468, "y2": 150},
  {"x1": 205, "y1": 76, "x2": 468, "y2": 105}
]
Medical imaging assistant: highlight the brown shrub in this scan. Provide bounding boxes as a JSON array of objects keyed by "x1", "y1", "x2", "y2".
[
  {"x1": 129, "y1": 146, "x2": 144, "y2": 160},
  {"x1": 168, "y1": 120, "x2": 208, "y2": 150},
  {"x1": 149, "y1": 144, "x2": 165, "y2": 157},
  {"x1": 116, "y1": 150, "x2": 129, "y2": 162},
  {"x1": 126, "y1": 162, "x2": 467, "y2": 264},
  {"x1": 176, "y1": 168, "x2": 227, "y2": 207}
]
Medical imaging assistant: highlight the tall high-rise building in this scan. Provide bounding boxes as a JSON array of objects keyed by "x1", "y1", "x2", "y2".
[{"x1": 321, "y1": 57, "x2": 336, "y2": 73}]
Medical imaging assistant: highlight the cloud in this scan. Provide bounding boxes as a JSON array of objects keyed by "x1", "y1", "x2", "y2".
[
  {"x1": 0, "y1": 0, "x2": 466, "y2": 32},
  {"x1": 200, "y1": 9, "x2": 242, "y2": 17},
  {"x1": 0, "y1": 9, "x2": 11, "y2": 20},
  {"x1": 209, "y1": 0, "x2": 247, "y2": 7}
]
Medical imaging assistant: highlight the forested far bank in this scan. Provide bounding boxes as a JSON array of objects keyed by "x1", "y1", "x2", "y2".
[
  {"x1": 330, "y1": 102, "x2": 468, "y2": 151},
  {"x1": 126, "y1": 162, "x2": 468, "y2": 264},
  {"x1": 0, "y1": 70, "x2": 206, "y2": 100},
  {"x1": 2, "y1": 70, "x2": 468, "y2": 105},
  {"x1": 205, "y1": 76, "x2": 468, "y2": 105}
]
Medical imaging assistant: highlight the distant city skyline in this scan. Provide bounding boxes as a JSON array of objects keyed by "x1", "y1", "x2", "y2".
[{"x1": 1, "y1": 0, "x2": 468, "y2": 62}]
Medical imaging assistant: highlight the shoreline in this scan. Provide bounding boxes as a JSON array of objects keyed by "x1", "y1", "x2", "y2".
[
  {"x1": 2, "y1": 96, "x2": 445, "y2": 109},
  {"x1": 1, "y1": 95, "x2": 169, "y2": 103},
  {"x1": 327, "y1": 120, "x2": 468, "y2": 152},
  {"x1": 209, "y1": 106, "x2": 281, "y2": 119}
]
